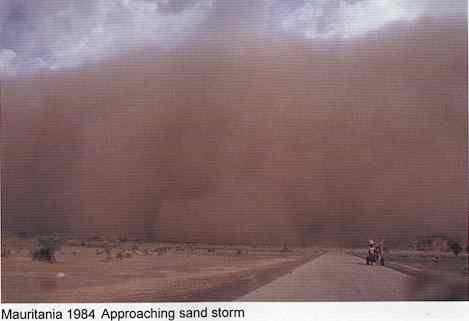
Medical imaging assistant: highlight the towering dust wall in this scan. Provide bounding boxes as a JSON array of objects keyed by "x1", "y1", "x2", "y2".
[{"x1": 2, "y1": 19, "x2": 467, "y2": 245}]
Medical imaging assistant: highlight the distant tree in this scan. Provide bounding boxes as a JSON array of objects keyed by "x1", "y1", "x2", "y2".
[{"x1": 448, "y1": 240, "x2": 463, "y2": 257}]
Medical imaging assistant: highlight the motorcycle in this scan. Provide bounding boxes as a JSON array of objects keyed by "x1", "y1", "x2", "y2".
[{"x1": 366, "y1": 246, "x2": 384, "y2": 266}]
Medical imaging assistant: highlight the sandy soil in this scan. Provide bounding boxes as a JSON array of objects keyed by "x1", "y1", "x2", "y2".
[
  {"x1": 1, "y1": 238, "x2": 323, "y2": 302},
  {"x1": 348, "y1": 249, "x2": 468, "y2": 300},
  {"x1": 350, "y1": 249, "x2": 469, "y2": 277},
  {"x1": 3, "y1": 237, "x2": 466, "y2": 302},
  {"x1": 240, "y1": 251, "x2": 468, "y2": 301}
]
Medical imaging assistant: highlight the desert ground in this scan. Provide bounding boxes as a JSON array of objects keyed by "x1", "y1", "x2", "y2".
[
  {"x1": 1, "y1": 235, "x2": 467, "y2": 302},
  {"x1": 240, "y1": 250, "x2": 467, "y2": 301},
  {"x1": 1, "y1": 235, "x2": 323, "y2": 302}
]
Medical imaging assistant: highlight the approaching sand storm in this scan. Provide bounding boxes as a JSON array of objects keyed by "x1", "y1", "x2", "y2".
[{"x1": 2, "y1": 18, "x2": 467, "y2": 246}]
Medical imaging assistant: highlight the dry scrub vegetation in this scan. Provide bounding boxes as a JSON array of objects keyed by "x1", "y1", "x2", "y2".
[{"x1": 1, "y1": 233, "x2": 324, "y2": 302}]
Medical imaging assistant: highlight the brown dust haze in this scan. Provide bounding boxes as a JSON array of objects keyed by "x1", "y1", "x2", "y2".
[{"x1": 2, "y1": 18, "x2": 467, "y2": 246}]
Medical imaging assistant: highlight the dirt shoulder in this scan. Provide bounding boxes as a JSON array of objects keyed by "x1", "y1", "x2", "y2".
[
  {"x1": 348, "y1": 249, "x2": 468, "y2": 300},
  {"x1": 349, "y1": 249, "x2": 468, "y2": 277}
]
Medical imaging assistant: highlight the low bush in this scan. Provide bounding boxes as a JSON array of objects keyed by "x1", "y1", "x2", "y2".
[
  {"x1": 33, "y1": 236, "x2": 63, "y2": 263},
  {"x1": 448, "y1": 240, "x2": 463, "y2": 257}
]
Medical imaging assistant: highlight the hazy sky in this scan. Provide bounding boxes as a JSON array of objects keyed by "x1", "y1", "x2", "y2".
[{"x1": 0, "y1": 0, "x2": 466, "y2": 75}]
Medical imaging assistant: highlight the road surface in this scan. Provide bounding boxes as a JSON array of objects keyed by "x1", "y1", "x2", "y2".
[{"x1": 239, "y1": 251, "x2": 414, "y2": 301}]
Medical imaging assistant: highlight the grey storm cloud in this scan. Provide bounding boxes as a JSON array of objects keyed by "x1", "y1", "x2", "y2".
[
  {"x1": 0, "y1": 0, "x2": 466, "y2": 74},
  {"x1": 0, "y1": 0, "x2": 215, "y2": 74}
]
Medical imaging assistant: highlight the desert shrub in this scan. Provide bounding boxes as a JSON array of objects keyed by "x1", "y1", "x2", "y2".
[
  {"x1": 33, "y1": 236, "x2": 63, "y2": 263},
  {"x1": 448, "y1": 240, "x2": 463, "y2": 257},
  {"x1": 38, "y1": 235, "x2": 63, "y2": 249},
  {"x1": 415, "y1": 238, "x2": 434, "y2": 250},
  {"x1": 65, "y1": 239, "x2": 82, "y2": 246}
]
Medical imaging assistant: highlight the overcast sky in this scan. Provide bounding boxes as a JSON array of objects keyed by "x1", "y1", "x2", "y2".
[{"x1": 0, "y1": 0, "x2": 465, "y2": 75}]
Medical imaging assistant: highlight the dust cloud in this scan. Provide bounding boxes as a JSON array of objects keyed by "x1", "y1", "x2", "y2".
[{"x1": 2, "y1": 18, "x2": 467, "y2": 246}]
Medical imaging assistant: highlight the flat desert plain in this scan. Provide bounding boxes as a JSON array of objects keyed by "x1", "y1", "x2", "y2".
[
  {"x1": 2, "y1": 235, "x2": 468, "y2": 302},
  {"x1": 1, "y1": 236, "x2": 323, "y2": 302}
]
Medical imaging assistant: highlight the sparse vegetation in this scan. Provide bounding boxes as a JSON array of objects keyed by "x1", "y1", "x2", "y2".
[
  {"x1": 103, "y1": 245, "x2": 113, "y2": 260},
  {"x1": 3, "y1": 234, "x2": 320, "y2": 302},
  {"x1": 33, "y1": 236, "x2": 63, "y2": 263},
  {"x1": 406, "y1": 235, "x2": 466, "y2": 256},
  {"x1": 351, "y1": 248, "x2": 468, "y2": 277},
  {"x1": 449, "y1": 240, "x2": 463, "y2": 257}
]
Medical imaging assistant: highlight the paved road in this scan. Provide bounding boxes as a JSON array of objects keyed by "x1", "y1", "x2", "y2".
[{"x1": 239, "y1": 251, "x2": 414, "y2": 301}]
